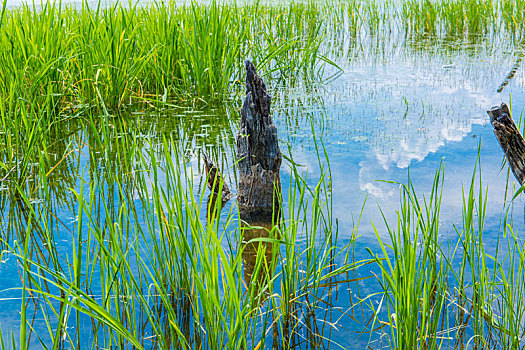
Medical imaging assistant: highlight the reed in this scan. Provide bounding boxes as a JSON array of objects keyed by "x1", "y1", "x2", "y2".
[
  {"x1": 1, "y1": 0, "x2": 524, "y2": 115},
  {"x1": 1, "y1": 0, "x2": 525, "y2": 348},
  {"x1": 367, "y1": 151, "x2": 525, "y2": 349},
  {"x1": 5, "y1": 107, "x2": 525, "y2": 348},
  {"x1": 367, "y1": 165, "x2": 449, "y2": 349},
  {"x1": 0, "y1": 0, "x2": 339, "y2": 113},
  {"x1": 0, "y1": 115, "x2": 368, "y2": 348}
]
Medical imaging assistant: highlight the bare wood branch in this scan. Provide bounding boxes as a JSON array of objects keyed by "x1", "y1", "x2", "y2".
[
  {"x1": 203, "y1": 151, "x2": 232, "y2": 198},
  {"x1": 488, "y1": 102, "x2": 525, "y2": 185}
]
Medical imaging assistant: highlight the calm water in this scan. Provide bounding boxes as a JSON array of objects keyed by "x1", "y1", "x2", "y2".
[{"x1": 1, "y1": 2, "x2": 525, "y2": 348}]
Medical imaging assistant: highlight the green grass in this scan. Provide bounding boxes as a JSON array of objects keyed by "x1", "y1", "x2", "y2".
[
  {"x1": 1, "y1": 0, "x2": 525, "y2": 348},
  {"x1": 0, "y1": 0, "x2": 338, "y2": 113},
  {"x1": 365, "y1": 152, "x2": 525, "y2": 349},
  {"x1": 0, "y1": 114, "x2": 368, "y2": 348},
  {"x1": 7, "y1": 113, "x2": 525, "y2": 349},
  {"x1": 367, "y1": 165, "x2": 448, "y2": 349},
  {"x1": 1, "y1": 0, "x2": 524, "y2": 115}
]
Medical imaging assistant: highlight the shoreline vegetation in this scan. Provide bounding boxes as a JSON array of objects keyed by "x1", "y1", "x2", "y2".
[
  {"x1": 0, "y1": 0, "x2": 524, "y2": 111},
  {"x1": 0, "y1": 0, "x2": 525, "y2": 348}
]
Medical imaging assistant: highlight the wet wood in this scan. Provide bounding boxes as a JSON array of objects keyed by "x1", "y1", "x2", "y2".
[
  {"x1": 235, "y1": 61, "x2": 282, "y2": 313},
  {"x1": 204, "y1": 61, "x2": 281, "y2": 307},
  {"x1": 488, "y1": 102, "x2": 525, "y2": 184},
  {"x1": 236, "y1": 60, "x2": 282, "y2": 224},
  {"x1": 202, "y1": 151, "x2": 232, "y2": 199},
  {"x1": 202, "y1": 151, "x2": 233, "y2": 221}
]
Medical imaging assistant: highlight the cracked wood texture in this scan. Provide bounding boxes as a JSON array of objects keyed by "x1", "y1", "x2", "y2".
[
  {"x1": 236, "y1": 60, "x2": 282, "y2": 223},
  {"x1": 488, "y1": 102, "x2": 525, "y2": 185}
]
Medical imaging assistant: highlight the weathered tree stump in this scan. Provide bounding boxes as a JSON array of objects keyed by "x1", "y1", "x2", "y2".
[
  {"x1": 203, "y1": 61, "x2": 282, "y2": 301},
  {"x1": 488, "y1": 102, "x2": 525, "y2": 184},
  {"x1": 236, "y1": 60, "x2": 282, "y2": 224},
  {"x1": 235, "y1": 61, "x2": 282, "y2": 309}
]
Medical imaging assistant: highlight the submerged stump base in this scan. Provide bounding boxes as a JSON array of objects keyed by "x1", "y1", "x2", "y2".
[{"x1": 237, "y1": 163, "x2": 281, "y2": 223}]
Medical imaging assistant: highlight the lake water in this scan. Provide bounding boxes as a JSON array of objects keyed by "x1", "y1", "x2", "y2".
[{"x1": 1, "y1": 1, "x2": 524, "y2": 348}]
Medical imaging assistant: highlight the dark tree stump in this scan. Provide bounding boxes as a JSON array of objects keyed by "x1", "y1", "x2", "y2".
[
  {"x1": 488, "y1": 102, "x2": 525, "y2": 184},
  {"x1": 232, "y1": 61, "x2": 281, "y2": 316},
  {"x1": 236, "y1": 61, "x2": 282, "y2": 224}
]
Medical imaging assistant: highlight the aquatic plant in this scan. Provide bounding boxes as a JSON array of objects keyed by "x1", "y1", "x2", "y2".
[
  {"x1": 0, "y1": 0, "x2": 337, "y2": 113},
  {"x1": 1, "y1": 0, "x2": 525, "y2": 348},
  {"x1": 368, "y1": 155, "x2": 525, "y2": 349},
  {"x1": 0, "y1": 116, "x2": 368, "y2": 348},
  {"x1": 367, "y1": 165, "x2": 449, "y2": 349},
  {"x1": 1, "y1": 0, "x2": 524, "y2": 114}
]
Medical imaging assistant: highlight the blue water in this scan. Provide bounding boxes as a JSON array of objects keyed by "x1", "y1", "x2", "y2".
[{"x1": 1, "y1": 6, "x2": 525, "y2": 348}]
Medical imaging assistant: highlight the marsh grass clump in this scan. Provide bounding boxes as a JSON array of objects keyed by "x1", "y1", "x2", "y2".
[
  {"x1": 367, "y1": 165, "x2": 449, "y2": 349},
  {"x1": 366, "y1": 155, "x2": 525, "y2": 349},
  {"x1": 0, "y1": 0, "x2": 337, "y2": 115},
  {"x1": 399, "y1": 0, "x2": 525, "y2": 44},
  {"x1": 0, "y1": 0, "x2": 523, "y2": 116},
  {"x1": 0, "y1": 114, "x2": 368, "y2": 348},
  {"x1": 401, "y1": 0, "x2": 496, "y2": 38}
]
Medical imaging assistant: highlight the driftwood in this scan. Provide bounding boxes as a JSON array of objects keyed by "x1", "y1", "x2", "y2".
[
  {"x1": 236, "y1": 60, "x2": 282, "y2": 224},
  {"x1": 488, "y1": 103, "x2": 525, "y2": 184}
]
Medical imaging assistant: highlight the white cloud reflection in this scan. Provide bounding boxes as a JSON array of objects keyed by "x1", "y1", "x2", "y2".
[{"x1": 281, "y1": 52, "x2": 525, "y2": 239}]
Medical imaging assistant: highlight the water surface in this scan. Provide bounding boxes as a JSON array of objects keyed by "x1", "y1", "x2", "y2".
[{"x1": 1, "y1": 1, "x2": 525, "y2": 348}]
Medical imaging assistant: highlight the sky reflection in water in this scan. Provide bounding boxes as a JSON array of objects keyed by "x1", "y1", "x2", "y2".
[
  {"x1": 275, "y1": 44, "x2": 525, "y2": 242},
  {"x1": 1, "y1": 3, "x2": 525, "y2": 347}
]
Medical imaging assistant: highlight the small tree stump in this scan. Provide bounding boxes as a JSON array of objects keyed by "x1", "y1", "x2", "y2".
[
  {"x1": 203, "y1": 151, "x2": 232, "y2": 199},
  {"x1": 202, "y1": 151, "x2": 233, "y2": 222},
  {"x1": 236, "y1": 61, "x2": 281, "y2": 308},
  {"x1": 236, "y1": 61, "x2": 282, "y2": 224},
  {"x1": 488, "y1": 102, "x2": 525, "y2": 185}
]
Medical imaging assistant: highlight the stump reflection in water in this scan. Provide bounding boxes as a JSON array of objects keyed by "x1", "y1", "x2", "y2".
[{"x1": 241, "y1": 222, "x2": 279, "y2": 299}]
